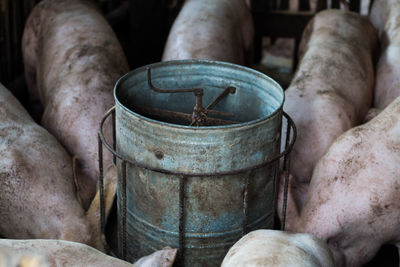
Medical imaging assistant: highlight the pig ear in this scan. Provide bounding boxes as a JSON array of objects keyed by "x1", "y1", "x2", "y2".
[
  {"x1": 276, "y1": 172, "x2": 301, "y2": 231},
  {"x1": 85, "y1": 164, "x2": 117, "y2": 252}
]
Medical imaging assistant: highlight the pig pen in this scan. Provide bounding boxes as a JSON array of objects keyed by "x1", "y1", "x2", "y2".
[{"x1": 0, "y1": 0, "x2": 399, "y2": 266}]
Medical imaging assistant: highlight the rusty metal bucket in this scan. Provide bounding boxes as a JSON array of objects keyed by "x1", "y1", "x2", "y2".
[{"x1": 98, "y1": 60, "x2": 296, "y2": 266}]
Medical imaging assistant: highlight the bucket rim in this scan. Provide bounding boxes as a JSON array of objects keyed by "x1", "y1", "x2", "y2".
[{"x1": 114, "y1": 59, "x2": 285, "y2": 130}]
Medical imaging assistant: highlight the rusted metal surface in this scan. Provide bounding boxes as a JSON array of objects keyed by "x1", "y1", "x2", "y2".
[
  {"x1": 146, "y1": 67, "x2": 236, "y2": 126},
  {"x1": 98, "y1": 60, "x2": 296, "y2": 266},
  {"x1": 242, "y1": 171, "x2": 251, "y2": 236},
  {"x1": 99, "y1": 112, "x2": 296, "y2": 265},
  {"x1": 121, "y1": 160, "x2": 127, "y2": 260},
  {"x1": 98, "y1": 135, "x2": 105, "y2": 234},
  {"x1": 99, "y1": 107, "x2": 296, "y2": 265},
  {"x1": 205, "y1": 86, "x2": 236, "y2": 111},
  {"x1": 99, "y1": 110, "x2": 295, "y2": 177},
  {"x1": 178, "y1": 175, "x2": 186, "y2": 264},
  {"x1": 133, "y1": 105, "x2": 237, "y2": 126},
  {"x1": 281, "y1": 113, "x2": 294, "y2": 231}
]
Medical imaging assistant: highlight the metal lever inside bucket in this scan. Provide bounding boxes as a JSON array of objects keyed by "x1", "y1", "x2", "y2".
[{"x1": 134, "y1": 67, "x2": 238, "y2": 126}]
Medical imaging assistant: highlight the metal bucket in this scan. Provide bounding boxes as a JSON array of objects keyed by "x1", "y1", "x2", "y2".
[{"x1": 101, "y1": 60, "x2": 292, "y2": 266}]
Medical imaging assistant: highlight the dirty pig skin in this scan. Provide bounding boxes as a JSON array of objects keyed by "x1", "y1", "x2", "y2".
[
  {"x1": 282, "y1": 9, "x2": 377, "y2": 209},
  {"x1": 221, "y1": 230, "x2": 335, "y2": 267},
  {"x1": 162, "y1": 0, "x2": 254, "y2": 65},
  {"x1": 22, "y1": 0, "x2": 129, "y2": 208},
  {"x1": 281, "y1": 96, "x2": 400, "y2": 266},
  {"x1": 0, "y1": 83, "x2": 106, "y2": 250}
]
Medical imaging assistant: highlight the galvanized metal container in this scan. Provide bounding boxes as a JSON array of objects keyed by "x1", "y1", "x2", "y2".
[{"x1": 114, "y1": 60, "x2": 285, "y2": 266}]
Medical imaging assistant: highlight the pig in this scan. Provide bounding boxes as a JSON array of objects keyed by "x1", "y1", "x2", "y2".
[
  {"x1": 0, "y1": 239, "x2": 177, "y2": 267},
  {"x1": 0, "y1": 82, "x2": 107, "y2": 249},
  {"x1": 162, "y1": 0, "x2": 254, "y2": 65},
  {"x1": 22, "y1": 0, "x2": 129, "y2": 208},
  {"x1": 282, "y1": 9, "x2": 377, "y2": 209},
  {"x1": 0, "y1": 83, "x2": 170, "y2": 260},
  {"x1": 221, "y1": 229, "x2": 335, "y2": 267},
  {"x1": 282, "y1": 96, "x2": 400, "y2": 266},
  {"x1": 370, "y1": 0, "x2": 400, "y2": 110}
]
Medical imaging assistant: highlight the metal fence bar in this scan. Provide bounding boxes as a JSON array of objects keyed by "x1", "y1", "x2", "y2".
[
  {"x1": 121, "y1": 160, "x2": 127, "y2": 260},
  {"x1": 242, "y1": 170, "x2": 251, "y2": 236},
  {"x1": 178, "y1": 175, "x2": 186, "y2": 265},
  {"x1": 98, "y1": 134, "x2": 106, "y2": 234}
]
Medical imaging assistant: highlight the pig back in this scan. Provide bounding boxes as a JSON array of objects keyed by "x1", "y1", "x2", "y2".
[
  {"x1": 22, "y1": 0, "x2": 129, "y2": 207},
  {"x1": 283, "y1": 9, "x2": 377, "y2": 185},
  {"x1": 298, "y1": 9, "x2": 377, "y2": 113},
  {"x1": 162, "y1": 0, "x2": 254, "y2": 64},
  {"x1": 0, "y1": 83, "x2": 91, "y2": 246}
]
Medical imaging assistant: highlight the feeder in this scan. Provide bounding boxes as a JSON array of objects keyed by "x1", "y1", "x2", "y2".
[{"x1": 98, "y1": 60, "x2": 296, "y2": 266}]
